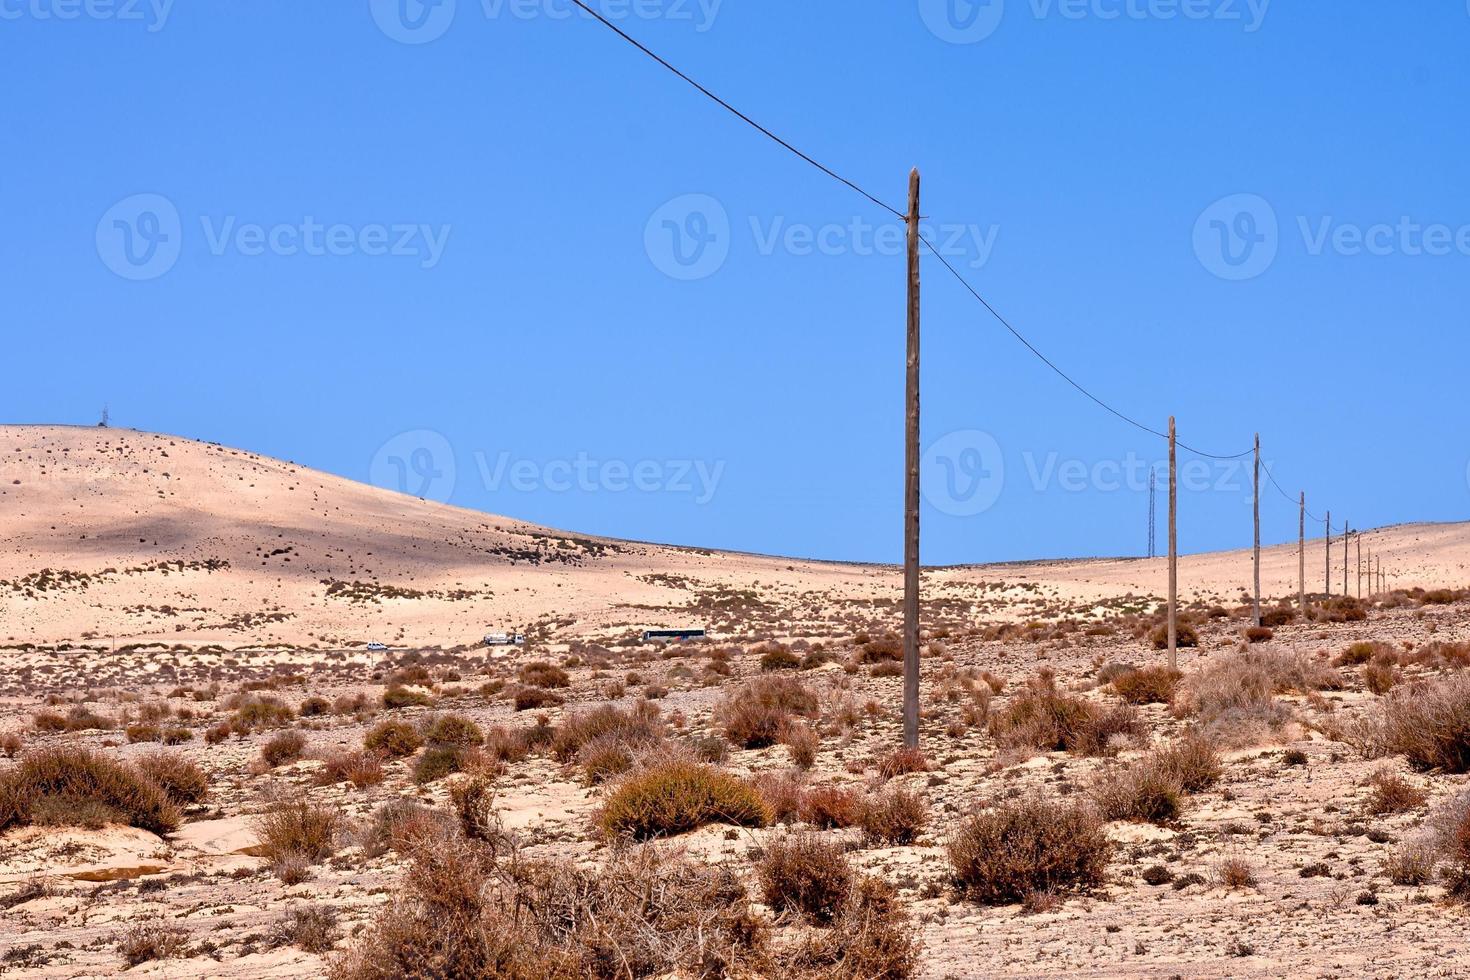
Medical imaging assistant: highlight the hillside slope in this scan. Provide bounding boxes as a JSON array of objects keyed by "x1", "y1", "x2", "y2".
[{"x1": 2, "y1": 425, "x2": 1465, "y2": 648}]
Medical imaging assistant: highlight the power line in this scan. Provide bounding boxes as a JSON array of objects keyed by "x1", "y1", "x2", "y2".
[{"x1": 565, "y1": 0, "x2": 904, "y2": 221}]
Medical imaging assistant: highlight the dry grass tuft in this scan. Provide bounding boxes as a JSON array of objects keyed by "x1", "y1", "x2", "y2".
[
  {"x1": 757, "y1": 834, "x2": 854, "y2": 924},
  {"x1": 858, "y1": 786, "x2": 928, "y2": 845},
  {"x1": 117, "y1": 921, "x2": 188, "y2": 967},
  {"x1": 1379, "y1": 675, "x2": 1470, "y2": 773},
  {"x1": 1366, "y1": 769, "x2": 1429, "y2": 815},
  {"x1": 597, "y1": 761, "x2": 772, "y2": 840},
  {"x1": 255, "y1": 798, "x2": 341, "y2": 867},
  {"x1": 363, "y1": 719, "x2": 422, "y2": 758},
  {"x1": 989, "y1": 672, "x2": 1141, "y2": 757},
  {"x1": 517, "y1": 661, "x2": 570, "y2": 689},
  {"x1": 948, "y1": 795, "x2": 1110, "y2": 905},
  {"x1": 0, "y1": 746, "x2": 179, "y2": 835},
  {"x1": 133, "y1": 751, "x2": 209, "y2": 806},
  {"x1": 261, "y1": 730, "x2": 307, "y2": 768},
  {"x1": 1109, "y1": 666, "x2": 1182, "y2": 705},
  {"x1": 716, "y1": 676, "x2": 820, "y2": 749}
]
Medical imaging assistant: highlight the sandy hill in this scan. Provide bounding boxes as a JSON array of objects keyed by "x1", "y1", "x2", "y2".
[{"x1": 2, "y1": 425, "x2": 1466, "y2": 649}]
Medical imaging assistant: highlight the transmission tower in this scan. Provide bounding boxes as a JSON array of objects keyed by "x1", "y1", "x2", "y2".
[
  {"x1": 1147, "y1": 466, "x2": 1157, "y2": 559},
  {"x1": 98, "y1": 404, "x2": 110, "y2": 428}
]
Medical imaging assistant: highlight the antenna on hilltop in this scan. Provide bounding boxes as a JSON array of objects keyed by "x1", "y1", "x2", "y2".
[
  {"x1": 1147, "y1": 466, "x2": 1157, "y2": 559},
  {"x1": 98, "y1": 405, "x2": 110, "y2": 428}
]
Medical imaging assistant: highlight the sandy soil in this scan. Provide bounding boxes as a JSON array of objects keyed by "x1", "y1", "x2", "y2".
[{"x1": 3, "y1": 425, "x2": 1470, "y2": 978}]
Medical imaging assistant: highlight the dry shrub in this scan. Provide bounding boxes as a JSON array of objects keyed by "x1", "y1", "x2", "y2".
[
  {"x1": 421, "y1": 713, "x2": 485, "y2": 747},
  {"x1": 413, "y1": 745, "x2": 481, "y2": 785},
  {"x1": 118, "y1": 921, "x2": 188, "y2": 966},
  {"x1": 261, "y1": 730, "x2": 307, "y2": 767},
  {"x1": 133, "y1": 751, "x2": 209, "y2": 805},
  {"x1": 758, "y1": 834, "x2": 854, "y2": 924},
  {"x1": 875, "y1": 747, "x2": 930, "y2": 779},
  {"x1": 34, "y1": 706, "x2": 115, "y2": 733},
  {"x1": 1174, "y1": 648, "x2": 1335, "y2": 745},
  {"x1": 275, "y1": 904, "x2": 341, "y2": 954},
  {"x1": 1152, "y1": 733, "x2": 1223, "y2": 792},
  {"x1": 760, "y1": 645, "x2": 802, "y2": 671},
  {"x1": 450, "y1": 776, "x2": 512, "y2": 853},
  {"x1": 782, "y1": 721, "x2": 820, "y2": 770},
  {"x1": 233, "y1": 695, "x2": 294, "y2": 728},
  {"x1": 514, "y1": 686, "x2": 564, "y2": 711},
  {"x1": 1379, "y1": 675, "x2": 1470, "y2": 772},
  {"x1": 1364, "y1": 660, "x2": 1399, "y2": 696},
  {"x1": 0, "y1": 746, "x2": 178, "y2": 835},
  {"x1": 1335, "y1": 641, "x2": 1385, "y2": 666},
  {"x1": 1260, "y1": 607, "x2": 1297, "y2": 628},
  {"x1": 382, "y1": 685, "x2": 432, "y2": 709},
  {"x1": 1091, "y1": 757, "x2": 1183, "y2": 825},
  {"x1": 0, "y1": 733, "x2": 20, "y2": 758},
  {"x1": 597, "y1": 761, "x2": 771, "y2": 840},
  {"x1": 989, "y1": 672, "x2": 1141, "y2": 757},
  {"x1": 1365, "y1": 769, "x2": 1428, "y2": 815},
  {"x1": 331, "y1": 841, "x2": 769, "y2": 980},
  {"x1": 753, "y1": 771, "x2": 805, "y2": 824},
  {"x1": 484, "y1": 725, "x2": 535, "y2": 763},
  {"x1": 785, "y1": 876, "x2": 921, "y2": 980},
  {"x1": 716, "y1": 676, "x2": 819, "y2": 749},
  {"x1": 550, "y1": 702, "x2": 662, "y2": 762},
  {"x1": 1149, "y1": 623, "x2": 1199, "y2": 650},
  {"x1": 318, "y1": 750, "x2": 385, "y2": 789},
  {"x1": 518, "y1": 661, "x2": 570, "y2": 689},
  {"x1": 1215, "y1": 855, "x2": 1256, "y2": 889},
  {"x1": 1317, "y1": 596, "x2": 1368, "y2": 623},
  {"x1": 1384, "y1": 840, "x2": 1439, "y2": 886},
  {"x1": 1110, "y1": 666, "x2": 1182, "y2": 705},
  {"x1": 255, "y1": 798, "x2": 341, "y2": 865},
  {"x1": 126, "y1": 723, "x2": 162, "y2": 743},
  {"x1": 856, "y1": 634, "x2": 903, "y2": 663},
  {"x1": 363, "y1": 719, "x2": 423, "y2": 758},
  {"x1": 948, "y1": 795, "x2": 1110, "y2": 905},
  {"x1": 359, "y1": 799, "x2": 455, "y2": 857},
  {"x1": 858, "y1": 787, "x2": 927, "y2": 845},
  {"x1": 1245, "y1": 626, "x2": 1274, "y2": 644},
  {"x1": 799, "y1": 785, "x2": 863, "y2": 829}
]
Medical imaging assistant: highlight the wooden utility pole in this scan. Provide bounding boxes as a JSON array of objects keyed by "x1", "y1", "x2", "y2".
[
  {"x1": 1343, "y1": 524, "x2": 1350, "y2": 597},
  {"x1": 1325, "y1": 512, "x2": 1332, "y2": 597},
  {"x1": 1356, "y1": 534, "x2": 1363, "y2": 598},
  {"x1": 902, "y1": 168, "x2": 921, "y2": 751},
  {"x1": 1298, "y1": 492, "x2": 1306, "y2": 615},
  {"x1": 1252, "y1": 434, "x2": 1262, "y2": 627},
  {"x1": 1168, "y1": 416, "x2": 1179, "y2": 671}
]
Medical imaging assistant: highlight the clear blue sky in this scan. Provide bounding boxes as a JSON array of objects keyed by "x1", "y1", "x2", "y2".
[{"x1": 4, "y1": 1, "x2": 1468, "y2": 565}]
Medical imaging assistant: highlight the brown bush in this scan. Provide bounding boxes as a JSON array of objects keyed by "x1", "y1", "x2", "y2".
[
  {"x1": 785, "y1": 876, "x2": 920, "y2": 979},
  {"x1": 420, "y1": 713, "x2": 484, "y2": 747},
  {"x1": 716, "y1": 676, "x2": 819, "y2": 749},
  {"x1": 517, "y1": 661, "x2": 570, "y2": 689},
  {"x1": 117, "y1": 921, "x2": 188, "y2": 967},
  {"x1": 1364, "y1": 660, "x2": 1400, "y2": 696},
  {"x1": 126, "y1": 723, "x2": 162, "y2": 743},
  {"x1": 1380, "y1": 675, "x2": 1470, "y2": 773},
  {"x1": 1091, "y1": 758, "x2": 1183, "y2": 825},
  {"x1": 856, "y1": 633, "x2": 903, "y2": 663},
  {"x1": 381, "y1": 685, "x2": 432, "y2": 709},
  {"x1": 1152, "y1": 733, "x2": 1223, "y2": 792},
  {"x1": 597, "y1": 761, "x2": 771, "y2": 840},
  {"x1": 989, "y1": 673, "x2": 1140, "y2": 757},
  {"x1": 1335, "y1": 641, "x2": 1383, "y2": 666},
  {"x1": 261, "y1": 730, "x2": 307, "y2": 768},
  {"x1": 550, "y1": 702, "x2": 662, "y2": 762},
  {"x1": 275, "y1": 904, "x2": 340, "y2": 954},
  {"x1": 948, "y1": 795, "x2": 1110, "y2": 905},
  {"x1": 317, "y1": 750, "x2": 385, "y2": 789},
  {"x1": 1174, "y1": 648, "x2": 1336, "y2": 745},
  {"x1": 757, "y1": 834, "x2": 854, "y2": 924},
  {"x1": 858, "y1": 786, "x2": 927, "y2": 845},
  {"x1": 1245, "y1": 626, "x2": 1274, "y2": 644},
  {"x1": 875, "y1": 747, "x2": 930, "y2": 779},
  {"x1": 782, "y1": 721, "x2": 820, "y2": 770},
  {"x1": 255, "y1": 798, "x2": 340, "y2": 864},
  {"x1": 1149, "y1": 623, "x2": 1199, "y2": 650},
  {"x1": 364, "y1": 719, "x2": 423, "y2": 758},
  {"x1": 514, "y1": 686, "x2": 564, "y2": 711},
  {"x1": 759, "y1": 645, "x2": 802, "y2": 671},
  {"x1": 1365, "y1": 769, "x2": 1428, "y2": 815},
  {"x1": 1384, "y1": 841, "x2": 1439, "y2": 886},
  {"x1": 413, "y1": 745, "x2": 480, "y2": 785},
  {"x1": 0, "y1": 746, "x2": 179, "y2": 835},
  {"x1": 1215, "y1": 855, "x2": 1256, "y2": 889},
  {"x1": 233, "y1": 695, "x2": 295, "y2": 728},
  {"x1": 1109, "y1": 666, "x2": 1182, "y2": 705},
  {"x1": 133, "y1": 751, "x2": 209, "y2": 805},
  {"x1": 799, "y1": 785, "x2": 864, "y2": 829}
]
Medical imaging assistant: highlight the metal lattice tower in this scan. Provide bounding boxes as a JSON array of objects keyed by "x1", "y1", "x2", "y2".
[{"x1": 1148, "y1": 467, "x2": 1157, "y2": 559}]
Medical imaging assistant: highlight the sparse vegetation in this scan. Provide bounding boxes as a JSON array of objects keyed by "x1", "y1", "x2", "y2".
[
  {"x1": 597, "y1": 761, "x2": 772, "y2": 840},
  {"x1": 948, "y1": 795, "x2": 1110, "y2": 905}
]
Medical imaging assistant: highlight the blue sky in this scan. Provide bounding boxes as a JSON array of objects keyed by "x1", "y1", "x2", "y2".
[{"x1": 3, "y1": 0, "x2": 1468, "y2": 565}]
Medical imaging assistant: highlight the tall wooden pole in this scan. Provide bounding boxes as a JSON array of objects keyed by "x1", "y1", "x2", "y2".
[
  {"x1": 1168, "y1": 416, "x2": 1178, "y2": 671},
  {"x1": 1356, "y1": 534, "x2": 1363, "y2": 598},
  {"x1": 1343, "y1": 523, "x2": 1350, "y2": 597},
  {"x1": 902, "y1": 168, "x2": 921, "y2": 751},
  {"x1": 1252, "y1": 434, "x2": 1262, "y2": 627},
  {"x1": 1298, "y1": 492, "x2": 1306, "y2": 615}
]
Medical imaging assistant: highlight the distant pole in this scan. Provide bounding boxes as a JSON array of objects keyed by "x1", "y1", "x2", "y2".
[
  {"x1": 1298, "y1": 492, "x2": 1306, "y2": 615},
  {"x1": 1168, "y1": 416, "x2": 1178, "y2": 671},
  {"x1": 1356, "y1": 534, "x2": 1363, "y2": 598},
  {"x1": 902, "y1": 167, "x2": 922, "y2": 751},
  {"x1": 1325, "y1": 512, "x2": 1332, "y2": 597},
  {"x1": 1252, "y1": 434, "x2": 1262, "y2": 627},
  {"x1": 1343, "y1": 523, "x2": 1350, "y2": 597}
]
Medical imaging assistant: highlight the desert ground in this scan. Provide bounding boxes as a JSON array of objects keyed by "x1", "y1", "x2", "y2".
[{"x1": 3, "y1": 424, "x2": 1470, "y2": 978}]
